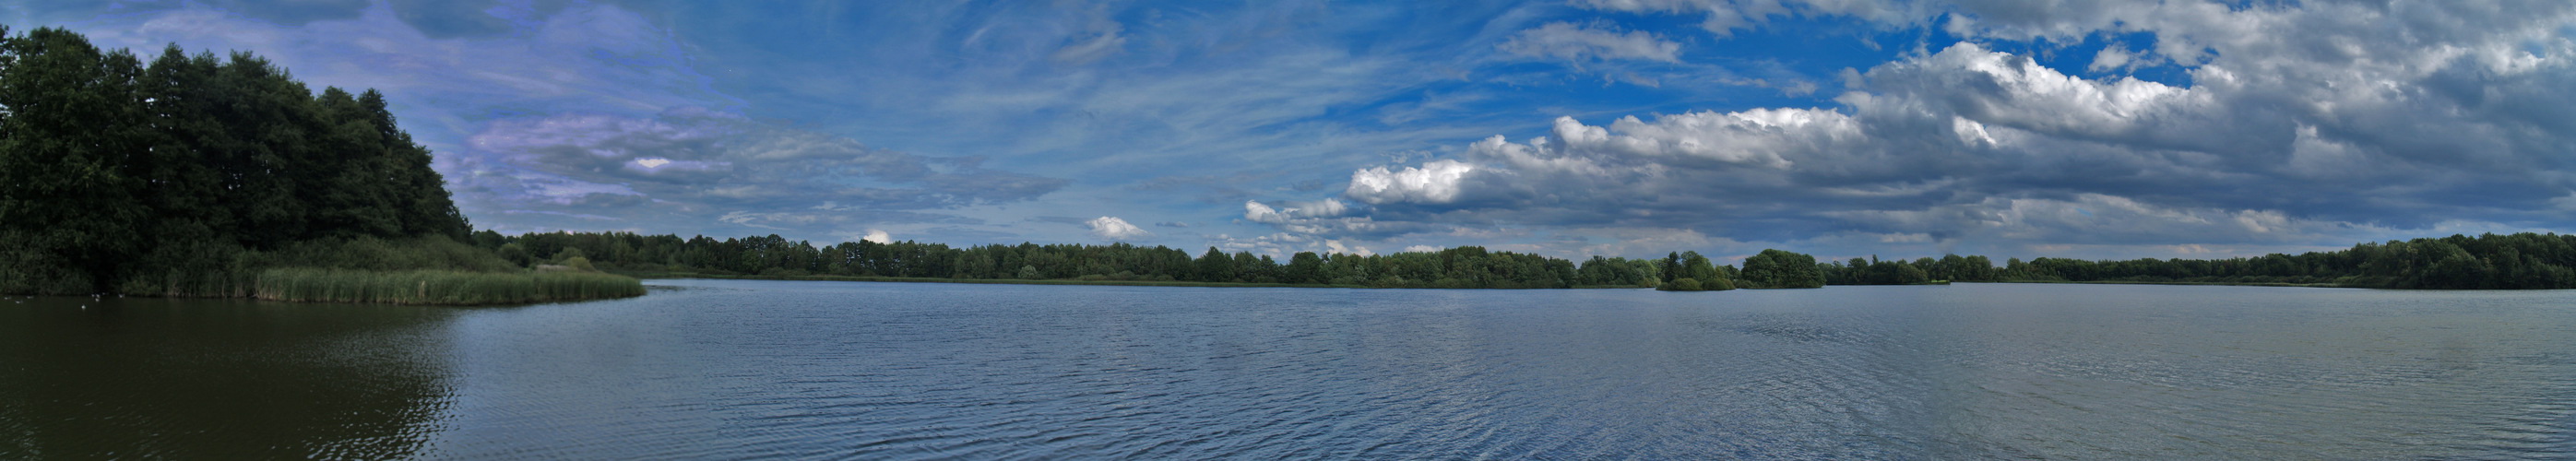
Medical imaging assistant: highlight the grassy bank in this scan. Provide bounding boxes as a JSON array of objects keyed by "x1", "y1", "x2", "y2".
[
  {"x1": 255, "y1": 268, "x2": 645, "y2": 305},
  {"x1": 2, "y1": 236, "x2": 651, "y2": 305},
  {"x1": 237, "y1": 238, "x2": 647, "y2": 304}
]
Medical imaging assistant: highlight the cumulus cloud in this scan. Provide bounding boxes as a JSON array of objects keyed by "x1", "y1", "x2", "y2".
[
  {"x1": 1347, "y1": 160, "x2": 1476, "y2": 205},
  {"x1": 1499, "y1": 21, "x2": 1684, "y2": 64},
  {"x1": 2087, "y1": 43, "x2": 2140, "y2": 73},
  {"x1": 1320, "y1": 0, "x2": 2576, "y2": 257},
  {"x1": 1087, "y1": 216, "x2": 1151, "y2": 240}
]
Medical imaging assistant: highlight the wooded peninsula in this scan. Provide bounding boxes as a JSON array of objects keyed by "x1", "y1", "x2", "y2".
[
  {"x1": 0, "y1": 27, "x2": 639, "y2": 303},
  {"x1": 3, "y1": 27, "x2": 2568, "y2": 305}
]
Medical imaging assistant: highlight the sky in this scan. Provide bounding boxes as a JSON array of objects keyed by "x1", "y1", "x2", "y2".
[{"x1": 13, "y1": 0, "x2": 2576, "y2": 263}]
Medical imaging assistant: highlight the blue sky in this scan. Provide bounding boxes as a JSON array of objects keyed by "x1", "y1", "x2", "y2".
[{"x1": 17, "y1": 1, "x2": 2576, "y2": 263}]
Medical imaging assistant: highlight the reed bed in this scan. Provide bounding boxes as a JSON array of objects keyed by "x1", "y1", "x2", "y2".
[{"x1": 255, "y1": 268, "x2": 645, "y2": 305}]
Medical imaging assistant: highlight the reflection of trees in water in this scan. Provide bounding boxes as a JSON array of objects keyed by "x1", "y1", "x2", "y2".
[{"x1": 0, "y1": 297, "x2": 461, "y2": 458}]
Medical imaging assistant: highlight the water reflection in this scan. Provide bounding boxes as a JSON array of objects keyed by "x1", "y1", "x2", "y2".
[{"x1": 0, "y1": 296, "x2": 458, "y2": 459}]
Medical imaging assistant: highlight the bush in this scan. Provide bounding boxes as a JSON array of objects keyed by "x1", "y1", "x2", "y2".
[
  {"x1": 1703, "y1": 277, "x2": 1737, "y2": 290},
  {"x1": 564, "y1": 256, "x2": 597, "y2": 272},
  {"x1": 1660, "y1": 278, "x2": 1704, "y2": 291},
  {"x1": 265, "y1": 236, "x2": 520, "y2": 273},
  {"x1": 497, "y1": 242, "x2": 531, "y2": 267}
]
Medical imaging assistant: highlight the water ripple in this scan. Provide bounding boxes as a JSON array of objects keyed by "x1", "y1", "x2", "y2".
[{"x1": 8, "y1": 282, "x2": 2576, "y2": 458}]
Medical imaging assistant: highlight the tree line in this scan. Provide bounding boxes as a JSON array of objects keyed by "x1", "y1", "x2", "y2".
[
  {"x1": 1, "y1": 27, "x2": 476, "y2": 295},
  {"x1": 473, "y1": 229, "x2": 1834, "y2": 290},
  {"x1": 472, "y1": 230, "x2": 1855, "y2": 290},
  {"x1": 477, "y1": 230, "x2": 2576, "y2": 290},
  {"x1": 477, "y1": 230, "x2": 1676, "y2": 289},
  {"x1": 1816, "y1": 232, "x2": 2576, "y2": 290}
]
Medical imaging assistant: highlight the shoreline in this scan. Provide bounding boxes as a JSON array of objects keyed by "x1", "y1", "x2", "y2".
[
  {"x1": 1968, "y1": 279, "x2": 2355, "y2": 289},
  {"x1": 623, "y1": 272, "x2": 2391, "y2": 290},
  {"x1": 620, "y1": 272, "x2": 1650, "y2": 290}
]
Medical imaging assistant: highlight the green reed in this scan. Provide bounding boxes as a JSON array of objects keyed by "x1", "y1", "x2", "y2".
[{"x1": 255, "y1": 268, "x2": 644, "y2": 305}]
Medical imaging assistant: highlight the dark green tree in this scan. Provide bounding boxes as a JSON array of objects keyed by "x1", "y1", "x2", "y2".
[
  {"x1": 1287, "y1": 251, "x2": 1324, "y2": 284},
  {"x1": 1739, "y1": 249, "x2": 1826, "y2": 289}
]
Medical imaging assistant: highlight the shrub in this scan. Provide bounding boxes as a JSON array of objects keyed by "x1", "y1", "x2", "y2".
[{"x1": 1661, "y1": 278, "x2": 1704, "y2": 291}]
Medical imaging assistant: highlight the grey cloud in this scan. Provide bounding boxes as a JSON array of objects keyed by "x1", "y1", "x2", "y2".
[
  {"x1": 469, "y1": 108, "x2": 1068, "y2": 211},
  {"x1": 456, "y1": 109, "x2": 1064, "y2": 239},
  {"x1": 1500, "y1": 21, "x2": 1684, "y2": 65}
]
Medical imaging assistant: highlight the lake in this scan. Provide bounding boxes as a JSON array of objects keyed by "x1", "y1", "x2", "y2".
[{"x1": 5, "y1": 279, "x2": 2573, "y2": 458}]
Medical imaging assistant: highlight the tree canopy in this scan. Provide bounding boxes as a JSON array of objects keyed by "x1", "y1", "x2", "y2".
[
  {"x1": 1739, "y1": 249, "x2": 1826, "y2": 289},
  {"x1": 0, "y1": 27, "x2": 467, "y2": 294}
]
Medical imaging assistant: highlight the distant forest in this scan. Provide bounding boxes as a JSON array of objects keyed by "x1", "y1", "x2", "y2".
[
  {"x1": 477, "y1": 230, "x2": 1834, "y2": 290},
  {"x1": 1848, "y1": 231, "x2": 2576, "y2": 290},
  {"x1": 475, "y1": 230, "x2": 2576, "y2": 290}
]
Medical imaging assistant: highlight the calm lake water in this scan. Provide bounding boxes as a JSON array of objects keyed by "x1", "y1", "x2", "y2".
[{"x1": 5, "y1": 279, "x2": 2574, "y2": 458}]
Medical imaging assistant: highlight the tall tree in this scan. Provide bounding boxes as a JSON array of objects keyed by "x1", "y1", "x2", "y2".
[{"x1": 0, "y1": 28, "x2": 154, "y2": 291}]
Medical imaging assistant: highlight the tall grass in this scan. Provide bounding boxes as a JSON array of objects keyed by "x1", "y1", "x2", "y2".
[
  {"x1": 28, "y1": 235, "x2": 654, "y2": 304},
  {"x1": 255, "y1": 268, "x2": 644, "y2": 305}
]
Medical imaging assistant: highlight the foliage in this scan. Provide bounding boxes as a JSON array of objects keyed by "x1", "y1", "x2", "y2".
[
  {"x1": 1820, "y1": 232, "x2": 2576, "y2": 290},
  {"x1": 0, "y1": 27, "x2": 470, "y2": 295},
  {"x1": 483, "y1": 230, "x2": 1692, "y2": 290},
  {"x1": 1739, "y1": 249, "x2": 1826, "y2": 289},
  {"x1": 1659, "y1": 278, "x2": 1703, "y2": 291},
  {"x1": 1821, "y1": 254, "x2": 1986, "y2": 286},
  {"x1": 0, "y1": 28, "x2": 638, "y2": 304},
  {"x1": 1991, "y1": 232, "x2": 2576, "y2": 290}
]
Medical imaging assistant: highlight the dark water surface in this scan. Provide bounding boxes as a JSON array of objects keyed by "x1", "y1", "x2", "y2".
[{"x1": 6, "y1": 280, "x2": 2574, "y2": 458}]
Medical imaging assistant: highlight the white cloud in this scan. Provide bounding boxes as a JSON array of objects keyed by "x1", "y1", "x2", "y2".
[
  {"x1": 1499, "y1": 22, "x2": 1684, "y2": 64},
  {"x1": 1243, "y1": 198, "x2": 1350, "y2": 223},
  {"x1": 1205, "y1": 232, "x2": 1379, "y2": 257},
  {"x1": 1086, "y1": 216, "x2": 1151, "y2": 240},
  {"x1": 860, "y1": 229, "x2": 894, "y2": 243},
  {"x1": 1574, "y1": 0, "x2": 1917, "y2": 36},
  {"x1": 1826, "y1": 194, "x2": 2348, "y2": 244},
  {"x1": 1325, "y1": 1, "x2": 2576, "y2": 255},
  {"x1": 1347, "y1": 160, "x2": 1476, "y2": 204},
  {"x1": 2087, "y1": 42, "x2": 2138, "y2": 73}
]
